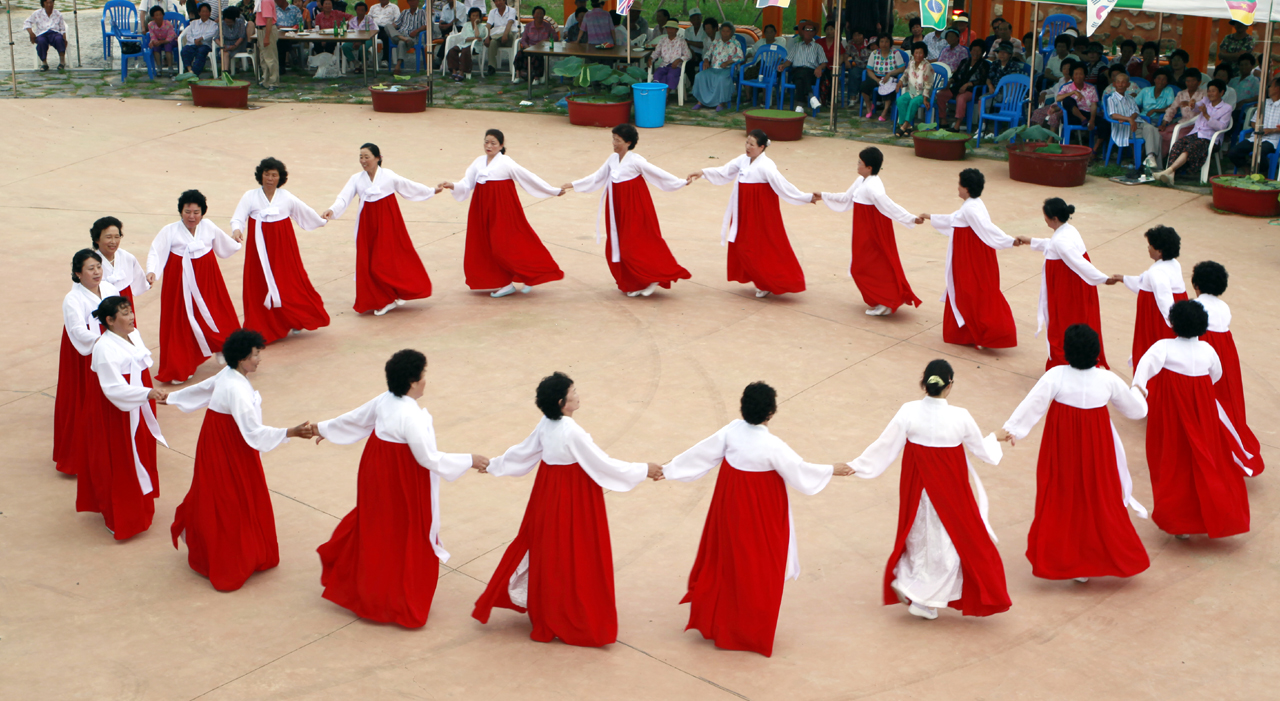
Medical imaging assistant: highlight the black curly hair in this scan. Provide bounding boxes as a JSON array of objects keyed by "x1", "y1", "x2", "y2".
[
  {"x1": 1063, "y1": 324, "x2": 1101, "y2": 370},
  {"x1": 178, "y1": 189, "x2": 208, "y2": 215},
  {"x1": 535, "y1": 371, "x2": 573, "y2": 420},
  {"x1": 255, "y1": 157, "x2": 289, "y2": 186},
  {"x1": 223, "y1": 329, "x2": 267, "y2": 369},
  {"x1": 385, "y1": 349, "x2": 426, "y2": 397},
  {"x1": 740, "y1": 381, "x2": 777, "y2": 425},
  {"x1": 1144, "y1": 225, "x2": 1180, "y2": 260},
  {"x1": 959, "y1": 168, "x2": 985, "y2": 197},
  {"x1": 1191, "y1": 260, "x2": 1228, "y2": 296},
  {"x1": 1169, "y1": 299, "x2": 1209, "y2": 338},
  {"x1": 90, "y1": 216, "x2": 124, "y2": 249}
]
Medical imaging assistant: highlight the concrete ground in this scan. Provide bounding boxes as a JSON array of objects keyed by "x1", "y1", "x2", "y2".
[{"x1": 2, "y1": 98, "x2": 1277, "y2": 700}]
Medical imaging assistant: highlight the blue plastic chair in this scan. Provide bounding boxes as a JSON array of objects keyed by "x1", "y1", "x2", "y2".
[
  {"x1": 736, "y1": 44, "x2": 787, "y2": 111},
  {"x1": 1039, "y1": 14, "x2": 1078, "y2": 46},
  {"x1": 414, "y1": 30, "x2": 438, "y2": 72},
  {"x1": 1130, "y1": 76, "x2": 1150, "y2": 90},
  {"x1": 102, "y1": 0, "x2": 140, "y2": 59},
  {"x1": 778, "y1": 63, "x2": 823, "y2": 114},
  {"x1": 1102, "y1": 110, "x2": 1148, "y2": 166},
  {"x1": 925, "y1": 62, "x2": 950, "y2": 124},
  {"x1": 1234, "y1": 127, "x2": 1279, "y2": 177},
  {"x1": 150, "y1": 13, "x2": 187, "y2": 69},
  {"x1": 976, "y1": 74, "x2": 1031, "y2": 145}
]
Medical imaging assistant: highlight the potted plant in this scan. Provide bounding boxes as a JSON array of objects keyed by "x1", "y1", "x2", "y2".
[
  {"x1": 553, "y1": 56, "x2": 642, "y2": 127},
  {"x1": 996, "y1": 124, "x2": 1093, "y2": 188},
  {"x1": 1209, "y1": 173, "x2": 1280, "y2": 217},
  {"x1": 369, "y1": 75, "x2": 430, "y2": 113},
  {"x1": 910, "y1": 122, "x2": 972, "y2": 161},
  {"x1": 743, "y1": 108, "x2": 806, "y2": 141},
  {"x1": 177, "y1": 71, "x2": 251, "y2": 109}
]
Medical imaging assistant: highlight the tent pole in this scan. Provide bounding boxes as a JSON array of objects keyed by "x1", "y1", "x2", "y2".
[
  {"x1": 1028, "y1": 2, "x2": 1039, "y2": 120},
  {"x1": 830, "y1": 0, "x2": 842, "y2": 131},
  {"x1": 73, "y1": 0, "x2": 80, "y2": 66},
  {"x1": 1251, "y1": 2, "x2": 1276, "y2": 173},
  {"x1": 1155, "y1": 13, "x2": 1163, "y2": 53},
  {"x1": 6, "y1": 0, "x2": 17, "y2": 97}
]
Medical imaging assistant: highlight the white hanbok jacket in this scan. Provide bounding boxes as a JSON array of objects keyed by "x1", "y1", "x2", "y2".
[
  {"x1": 820, "y1": 174, "x2": 917, "y2": 224},
  {"x1": 230, "y1": 187, "x2": 327, "y2": 310},
  {"x1": 1028, "y1": 223, "x2": 1109, "y2": 337},
  {"x1": 700, "y1": 153, "x2": 812, "y2": 245},
  {"x1": 318, "y1": 392, "x2": 474, "y2": 562},
  {"x1": 91, "y1": 329, "x2": 169, "y2": 494},
  {"x1": 665, "y1": 419, "x2": 834, "y2": 580},
  {"x1": 63, "y1": 280, "x2": 120, "y2": 355},
  {"x1": 1195, "y1": 293, "x2": 1231, "y2": 333},
  {"x1": 449, "y1": 152, "x2": 562, "y2": 201},
  {"x1": 167, "y1": 366, "x2": 290, "y2": 453},
  {"x1": 1123, "y1": 258, "x2": 1186, "y2": 324},
  {"x1": 571, "y1": 152, "x2": 686, "y2": 262},
  {"x1": 926, "y1": 197, "x2": 1015, "y2": 329},
  {"x1": 101, "y1": 249, "x2": 149, "y2": 299},
  {"x1": 145, "y1": 220, "x2": 242, "y2": 358},
  {"x1": 328, "y1": 167, "x2": 437, "y2": 241}
]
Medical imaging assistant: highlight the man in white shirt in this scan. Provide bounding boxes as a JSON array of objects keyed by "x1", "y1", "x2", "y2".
[
  {"x1": 1228, "y1": 77, "x2": 1280, "y2": 173},
  {"x1": 368, "y1": 0, "x2": 401, "y2": 69},
  {"x1": 684, "y1": 8, "x2": 706, "y2": 74},
  {"x1": 482, "y1": 0, "x2": 517, "y2": 75},
  {"x1": 180, "y1": 3, "x2": 220, "y2": 75}
]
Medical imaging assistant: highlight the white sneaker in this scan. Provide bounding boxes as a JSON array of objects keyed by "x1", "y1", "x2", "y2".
[
  {"x1": 794, "y1": 106, "x2": 805, "y2": 113},
  {"x1": 169, "y1": 379, "x2": 184, "y2": 386},
  {"x1": 519, "y1": 284, "x2": 534, "y2": 294},
  {"x1": 640, "y1": 282, "x2": 659, "y2": 297},
  {"x1": 1143, "y1": 154, "x2": 1158, "y2": 169},
  {"x1": 374, "y1": 301, "x2": 397, "y2": 315},
  {"x1": 490, "y1": 284, "x2": 517, "y2": 298},
  {"x1": 809, "y1": 95, "x2": 821, "y2": 110},
  {"x1": 755, "y1": 289, "x2": 772, "y2": 298},
  {"x1": 1074, "y1": 577, "x2": 1090, "y2": 583},
  {"x1": 907, "y1": 602, "x2": 939, "y2": 620},
  {"x1": 1175, "y1": 534, "x2": 1191, "y2": 540},
  {"x1": 394, "y1": 298, "x2": 406, "y2": 306},
  {"x1": 626, "y1": 290, "x2": 643, "y2": 297},
  {"x1": 865, "y1": 304, "x2": 891, "y2": 316},
  {"x1": 511, "y1": 76, "x2": 521, "y2": 84},
  {"x1": 289, "y1": 328, "x2": 302, "y2": 336}
]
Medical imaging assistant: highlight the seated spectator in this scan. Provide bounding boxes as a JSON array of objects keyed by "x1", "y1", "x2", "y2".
[
  {"x1": 905, "y1": 17, "x2": 925, "y2": 54},
  {"x1": 1213, "y1": 65, "x2": 1239, "y2": 107},
  {"x1": 924, "y1": 23, "x2": 947, "y2": 60},
  {"x1": 23, "y1": 0, "x2": 68, "y2": 71},
  {"x1": 1107, "y1": 71, "x2": 1161, "y2": 167},
  {"x1": 1056, "y1": 61, "x2": 1097, "y2": 141},
  {"x1": 180, "y1": 3, "x2": 219, "y2": 75},
  {"x1": 1030, "y1": 58, "x2": 1077, "y2": 130},
  {"x1": 289, "y1": 0, "x2": 312, "y2": 29},
  {"x1": 648, "y1": 8, "x2": 671, "y2": 43},
  {"x1": 1022, "y1": 32, "x2": 1044, "y2": 74},
  {"x1": 986, "y1": 16, "x2": 1022, "y2": 57},
  {"x1": 937, "y1": 28, "x2": 966, "y2": 73},
  {"x1": 1115, "y1": 39, "x2": 1137, "y2": 74},
  {"x1": 1167, "y1": 48, "x2": 1190, "y2": 89},
  {"x1": 389, "y1": 0, "x2": 429, "y2": 74},
  {"x1": 951, "y1": 12, "x2": 975, "y2": 48},
  {"x1": 626, "y1": 6, "x2": 647, "y2": 42},
  {"x1": 436, "y1": 0, "x2": 463, "y2": 37},
  {"x1": 1136, "y1": 67, "x2": 1176, "y2": 121},
  {"x1": 1228, "y1": 77, "x2": 1280, "y2": 173},
  {"x1": 217, "y1": 5, "x2": 251, "y2": 72},
  {"x1": 1082, "y1": 42, "x2": 1109, "y2": 87},
  {"x1": 1071, "y1": 33, "x2": 1090, "y2": 57},
  {"x1": 146, "y1": 5, "x2": 178, "y2": 71},
  {"x1": 690, "y1": 20, "x2": 742, "y2": 111},
  {"x1": 1154, "y1": 78, "x2": 1231, "y2": 183},
  {"x1": 842, "y1": 27, "x2": 871, "y2": 72},
  {"x1": 647, "y1": 20, "x2": 690, "y2": 97},
  {"x1": 895, "y1": 41, "x2": 932, "y2": 135},
  {"x1": 935, "y1": 41, "x2": 989, "y2": 131},
  {"x1": 1218, "y1": 20, "x2": 1254, "y2": 66},
  {"x1": 340, "y1": 2, "x2": 377, "y2": 70},
  {"x1": 784, "y1": 19, "x2": 830, "y2": 111},
  {"x1": 1102, "y1": 65, "x2": 1139, "y2": 99},
  {"x1": 446, "y1": 6, "x2": 485, "y2": 80},
  {"x1": 860, "y1": 33, "x2": 905, "y2": 121},
  {"x1": 313, "y1": 0, "x2": 352, "y2": 33},
  {"x1": 564, "y1": 8, "x2": 587, "y2": 42},
  {"x1": 683, "y1": 10, "x2": 709, "y2": 74},
  {"x1": 578, "y1": 0, "x2": 613, "y2": 45},
  {"x1": 985, "y1": 40, "x2": 1024, "y2": 92},
  {"x1": 747, "y1": 23, "x2": 782, "y2": 61},
  {"x1": 1160, "y1": 67, "x2": 1206, "y2": 153},
  {"x1": 516, "y1": 6, "x2": 556, "y2": 83},
  {"x1": 1045, "y1": 35, "x2": 1079, "y2": 83},
  {"x1": 1129, "y1": 41, "x2": 1159, "y2": 83},
  {"x1": 1230, "y1": 53, "x2": 1260, "y2": 109},
  {"x1": 275, "y1": 0, "x2": 302, "y2": 29},
  {"x1": 563, "y1": 0, "x2": 586, "y2": 32}
]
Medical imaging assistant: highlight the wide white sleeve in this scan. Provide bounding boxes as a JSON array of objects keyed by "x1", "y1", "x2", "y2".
[
  {"x1": 1122, "y1": 272, "x2": 1144, "y2": 295},
  {"x1": 1106, "y1": 371, "x2": 1148, "y2": 420},
  {"x1": 1149, "y1": 268, "x2": 1176, "y2": 323},
  {"x1": 570, "y1": 160, "x2": 611, "y2": 194},
  {"x1": 450, "y1": 161, "x2": 481, "y2": 201},
  {"x1": 868, "y1": 182, "x2": 918, "y2": 226},
  {"x1": 849, "y1": 408, "x2": 910, "y2": 479},
  {"x1": 63, "y1": 298, "x2": 99, "y2": 355},
  {"x1": 207, "y1": 222, "x2": 242, "y2": 259},
  {"x1": 328, "y1": 173, "x2": 360, "y2": 218},
  {"x1": 763, "y1": 165, "x2": 815, "y2": 206},
  {"x1": 121, "y1": 252, "x2": 151, "y2": 296},
  {"x1": 508, "y1": 160, "x2": 564, "y2": 199},
  {"x1": 928, "y1": 208, "x2": 961, "y2": 236},
  {"x1": 1029, "y1": 237, "x2": 1051, "y2": 253},
  {"x1": 284, "y1": 191, "x2": 328, "y2": 231},
  {"x1": 638, "y1": 159, "x2": 688, "y2": 192},
  {"x1": 1058, "y1": 237, "x2": 1110, "y2": 286},
  {"x1": 700, "y1": 159, "x2": 741, "y2": 186},
  {"x1": 965, "y1": 201, "x2": 1016, "y2": 249},
  {"x1": 145, "y1": 228, "x2": 170, "y2": 276},
  {"x1": 960, "y1": 410, "x2": 1003, "y2": 466},
  {"x1": 406, "y1": 410, "x2": 474, "y2": 482},
  {"x1": 390, "y1": 171, "x2": 439, "y2": 202},
  {"x1": 564, "y1": 422, "x2": 648, "y2": 492},
  {"x1": 1207, "y1": 345, "x2": 1224, "y2": 384},
  {"x1": 316, "y1": 396, "x2": 380, "y2": 445},
  {"x1": 663, "y1": 423, "x2": 731, "y2": 482},
  {"x1": 1131, "y1": 342, "x2": 1169, "y2": 391},
  {"x1": 94, "y1": 351, "x2": 152, "y2": 412},
  {"x1": 485, "y1": 423, "x2": 544, "y2": 478},
  {"x1": 228, "y1": 387, "x2": 290, "y2": 453},
  {"x1": 229, "y1": 191, "x2": 254, "y2": 233},
  {"x1": 769, "y1": 439, "x2": 834, "y2": 496},
  {"x1": 165, "y1": 375, "x2": 217, "y2": 412},
  {"x1": 1002, "y1": 373, "x2": 1057, "y2": 440},
  {"x1": 820, "y1": 181, "x2": 857, "y2": 213}
]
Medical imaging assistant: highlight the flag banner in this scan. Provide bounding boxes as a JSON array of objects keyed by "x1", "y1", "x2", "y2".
[
  {"x1": 1086, "y1": 0, "x2": 1116, "y2": 35},
  {"x1": 756, "y1": 0, "x2": 792, "y2": 8},
  {"x1": 1225, "y1": 0, "x2": 1257, "y2": 23},
  {"x1": 616, "y1": 0, "x2": 633, "y2": 17},
  {"x1": 921, "y1": 0, "x2": 948, "y2": 30}
]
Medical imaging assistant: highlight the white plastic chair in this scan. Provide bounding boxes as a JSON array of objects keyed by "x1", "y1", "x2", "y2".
[
  {"x1": 440, "y1": 30, "x2": 483, "y2": 79},
  {"x1": 646, "y1": 57, "x2": 688, "y2": 106},
  {"x1": 494, "y1": 23, "x2": 521, "y2": 81},
  {"x1": 1171, "y1": 113, "x2": 1232, "y2": 182}
]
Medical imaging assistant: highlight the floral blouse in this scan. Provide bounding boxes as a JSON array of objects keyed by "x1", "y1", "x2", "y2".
[
  {"x1": 902, "y1": 57, "x2": 932, "y2": 97},
  {"x1": 703, "y1": 36, "x2": 742, "y2": 69},
  {"x1": 652, "y1": 34, "x2": 691, "y2": 67},
  {"x1": 867, "y1": 48, "x2": 903, "y2": 77},
  {"x1": 1056, "y1": 80, "x2": 1098, "y2": 112}
]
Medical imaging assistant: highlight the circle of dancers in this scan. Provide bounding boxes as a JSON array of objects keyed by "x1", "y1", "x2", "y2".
[{"x1": 53, "y1": 129, "x2": 1262, "y2": 658}]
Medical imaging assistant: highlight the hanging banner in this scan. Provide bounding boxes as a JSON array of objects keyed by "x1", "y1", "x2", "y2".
[
  {"x1": 920, "y1": 0, "x2": 948, "y2": 30},
  {"x1": 1086, "y1": 0, "x2": 1117, "y2": 35},
  {"x1": 1224, "y1": 0, "x2": 1258, "y2": 23},
  {"x1": 755, "y1": 0, "x2": 792, "y2": 7}
]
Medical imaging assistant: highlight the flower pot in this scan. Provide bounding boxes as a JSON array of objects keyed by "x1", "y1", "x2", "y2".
[
  {"x1": 190, "y1": 82, "x2": 250, "y2": 109},
  {"x1": 1210, "y1": 175, "x2": 1280, "y2": 217},
  {"x1": 566, "y1": 97, "x2": 633, "y2": 128},
  {"x1": 1007, "y1": 142, "x2": 1093, "y2": 187},
  {"x1": 743, "y1": 108, "x2": 805, "y2": 141},
  {"x1": 370, "y1": 86, "x2": 429, "y2": 113},
  {"x1": 913, "y1": 133, "x2": 969, "y2": 161}
]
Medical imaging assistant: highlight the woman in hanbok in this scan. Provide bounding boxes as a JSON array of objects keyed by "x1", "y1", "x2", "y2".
[
  {"x1": 844, "y1": 359, "x2": 1010, "y2": 620},
  {"x1": 92, "y1": 216, "x2": 149, "y2": 307},
  {"x1": 818, "y1": 147, "x2": 921, "y2": 316},
  {"x1": 77, "y1": 296, "x2": 168, "y2": 540},
  {"x1": 1105, "y1": 225, "x2": 1186, "y2": 367},
  {"x1": 1132, "y1": 301, "x2": 1250, "y2": 539},
  {"x1": 999, "y1": 325, "x2": 1150, "y2": 582},
  {"x1": 664, "y1": 382, "x2": 851, "y2": 657},
  {"x1": 565, "y1": 124, "x2": 691, "y2": 297},
  {"x1": 166, "y1": 329, "x2": 315, "y2": 591},
  {"x1": 688, "y1": 130, "x2": 815, "y2": 298},
  {"x1": 918, "y1": 169, "x2": 1018, "y2": 349},
  {"x1": 323, "y1": 143, "x2": 437, "y2": 316},
  {"x1": 1192, "y1": 261, "x2": 1264, "y2": 475},
  {"x1": 315, "y1": 350, "x2": 488, "y2": 628},
  {"x1": 472, "y1": 372, "x2": 662, "y2": 647},
  {"x1": 440, "y1": 129, "x2": 566, "y2": 298},
  {"x1": 55, "y1": 249, "x2": 119, "y2": 475},
  {"x1": 1014, "y1": 199, "x2": 1111, "y2": 370},
  {"x1": 145, "y1": 190, "x2": 243, "y2": 385},
  {"x1": 231, "y1": 157, "x2": 330, "y2": 343}
]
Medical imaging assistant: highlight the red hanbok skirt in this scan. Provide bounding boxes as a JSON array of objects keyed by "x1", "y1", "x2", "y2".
[
  {"x1": 727, "y1": 183, "x2": 806, "y2": 295},
  {"x1": 472, "y1": 461, "x2": 617, "y2": 647},
  {"x1": 171, "y1": 410, "x2": 279, "y2": 591},
  {"x1": 1026, "y1": 402, "x2": 1148, "y2": 579},
  {"x1": 54, "y1": 329, "x2": 96, "y2": 474},
  {"x1": 1130, "y1": 289, "x2": 1187, "y2": 367},
  {"x1": 463, "y1": 180, "x2": 565, "y2": 290},
  {"x1": 156, "y1": 252, "x2": 240, "y2": 384},
  {"x1": 243, "y1": 217, "x2": 330, "y2": 343},
  {"x1": 681, "y1": 460, "x2": 790, "y2": 657},
  {"x1": 850, "y1": 202, "x2": 921, "y2": 312},
  {"x1": 884, "y1": 442, "x2": 1011, "y2": 616},
  {"x1": 318, "y1": 434, "x2": 443, "y2": 628},
  {"x1": 1145, "y1": 371, "x2": 1250, "y2": 537},
  {"x1": 1203, "y1": 329, "x2": 1264, "y2": 476},
  {"x1": 76, "y1": 370, "x2": 159, "y2": 541},
  {"x1": 603, "y1": 177, "x2": 691, "y2": 293},
  {"x1": 1044, "y1": 257, "x2": 1108, "y2": 370},
  {"x1": 354, "y1": 196, "x2": 433, "y2": 313},
  {"x1": 942, "y1": 227, "x2": 1017, "y2": 349}
]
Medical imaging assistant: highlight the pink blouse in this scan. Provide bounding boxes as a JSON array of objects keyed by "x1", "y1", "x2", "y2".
[{"x1": 148, "y1": 19, "x2": 177, "y2": 44}]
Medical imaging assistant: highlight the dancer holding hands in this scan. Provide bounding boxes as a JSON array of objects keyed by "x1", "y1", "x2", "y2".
[
  {"x1": 55, "y1": 249, "x2": 119, "y2": 475},
  {"x1": 1106, "y1": 225, "x2": 1186, "y2": 366},
  {"x1": 92, "y1": 217, "x2": 150, "y2": 307}
]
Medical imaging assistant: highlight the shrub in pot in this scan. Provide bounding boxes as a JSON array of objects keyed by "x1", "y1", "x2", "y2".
[
  {"x1": 743, "y1": 108, "x2": 806, "y2": 141},
  {"x1": 369, "y1": 75, "x2": 430, "y2": 113},
  {"x1": 553, "y1": 56, "x2": 642, "y2": 127},
  {"x1": 1210, "y1": 173, "x2": 1280, "y2": 216},
  {"x1": 997, "y1": 124, "x2": 1094, "y2": 187},
  {"x1": 911, "y1": 122, "x2": 973, "y2": 160},
  {"x1": 178, "y1": 72, "x2": 251, "y2": 109}
]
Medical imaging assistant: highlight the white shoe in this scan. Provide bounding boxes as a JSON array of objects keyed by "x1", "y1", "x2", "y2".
[
  {"x1": 169, "y1": 379, "x2": 184, "y2": 386},
  {"x1": 519, "y1": 284, "x2": 534, "y2": 294},
  {"x1": 865, "y1": 304, "x2": 891, "y2": 316},
  {"x1": 907, "y1": 602, "x2": 939, "y2": 620},
  {"x1": 794, "y1": 106, "x2": 805, "y2": 113},
  {"x1": 809, "y1": 95, "x2": 821, "y2": 110},
  {"x1": 626, "y1": 290, "x2": 643, "y2": 297},
  {"x1": 1143, "y1": 154, "x2": 1158, "y2": 169},
  {"x1": 373, "y1": 301, "x2": 397, "y2": 315},
  {"x1": 640, "y1": 282, "x2": 659, "y2": 297},
  {"x1": 1074, "y1": 577, "x2": 1090, "y2": 583},
  {"x1": 1154, "y1": 171, "x2": 1173, "y2": 185},
  {"x1": 289, "y1": 328, "x2": 302, "y2": 336},
  {"x1": 755, "y1": 289, "x2": 772, "y2": 298},
  {"x1": 1175, "y1": 534, "x2": 1191, "y2": 540},
  {"x1": 394, "y1": 298, "x2": 406, "y2": 306},
  {"x1": 490, "y1": 284, "x2": 517, "y2": 298},
  {"x1": 511, "y1": 76, "x2": 521, "y2": 84}
]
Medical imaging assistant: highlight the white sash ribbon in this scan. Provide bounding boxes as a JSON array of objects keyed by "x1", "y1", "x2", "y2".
[
  {"x1": 428, "y1": 469, "x2": 449, "y2": 562},
  {"x1": 1217, "y1": 399, "x2": 1256, "y2": 476},
  {"x1": 123, "y1": 361, "x2": 168, "y2": 496},
  {"x1": 591, "y1": 179, "x2": 625, "y2": 263},
  {"x1": 721, "y1": 176, "x2": 743, "y2": 245},
  {"x1": 1109, "y1": 421, "x2": 1149, "y2": 518},
  {"x1": 179, "y1": 252, "x2": 220, "y2": 358},
  {"x1": 253, "y1": 205, "x2": 283, "y2": 310}
]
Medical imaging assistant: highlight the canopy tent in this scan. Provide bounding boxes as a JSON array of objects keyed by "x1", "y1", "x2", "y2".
[{"x1": 1008, "y1": 0, "x2": 1280, "y2": 22}]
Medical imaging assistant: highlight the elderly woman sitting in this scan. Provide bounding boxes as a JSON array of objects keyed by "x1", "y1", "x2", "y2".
[
  {"x1": 1154, "y1": 78, "x2": 1232, "y2": 184},
  {"x1": 648, "y1": 20, "x2": 691, "y2": 97},
  {"x1": 895, "y1": 41, "x2": 932, "y2": 135},
  {"x1": 23, "y1": 0, "x2": 68, "y2": 71},
  {"x1": 690, "y1": 21, "x2": 742, "y2": 112},
  {"x1": 515, "y1": 6, "x2": 557, "y2": 84},
  {"x1": 217, "y1": 6, "x2": 253, "y2": 73},
  {"x1": 145, "y1": 5, "x2": 179, "y2": 71}
]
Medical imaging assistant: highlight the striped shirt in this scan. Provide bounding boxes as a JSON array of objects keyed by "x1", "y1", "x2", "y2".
[
  {"x1": 1247, "y1": 99, "x2": 1280, "y2": 147},
  {"x1": 1106, "y1": 92, "x2": 1139, "y2": 147},
  {"x1": 396, "y1": 5, "x2": 428, "y2": 33}
]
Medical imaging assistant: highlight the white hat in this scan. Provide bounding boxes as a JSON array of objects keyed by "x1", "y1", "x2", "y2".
[{"x1": 688, "y1": 6, "x2": 702, "y2": 15}]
